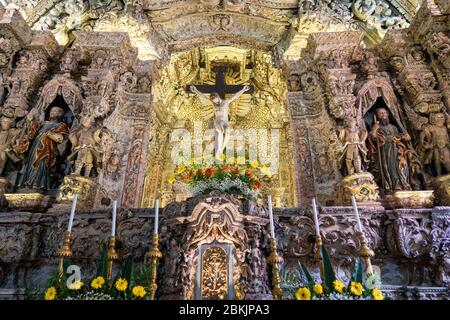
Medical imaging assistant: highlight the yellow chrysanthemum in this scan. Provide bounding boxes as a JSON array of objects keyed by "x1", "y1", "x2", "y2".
[
  {"x1": 115, "y1": 278, "x2": 128, "y2": 292},
  {"x1": 372, "y1": 288, "x2": 384, "y2": 300},
  {"x1": 250, "y1": 160, "x2": 258, "y2": 169},
  {"x1": 44, "y1": 287, "x2": 57, "y2": 300},
  {"x1": 91, "y1": 276, "x2": 105, "y2": 289},
  {"x1": 177, "y1": 166, "x2": 185, "y2": 174},
  {"x1": 333, "y1": 279, "x2": 345, "y2": 293},
  {"x1": 295, "y1": 287, "x2": 311, "y2": 300},
  {"x1": 132, "y1": 285, "x2": 147, "y2": 298},
  {"x1": 350, "y1": 282, "x2": 363, "y2": 296},
  {"x1": 168, "y1": 176, "x2": 175, "y2": 184},
  {"x1": 68, "y1": 280, "x2": 83, "y2": 290},
  {"x1": 313, "y1": 283, "x2": 323, "y2": 295}
]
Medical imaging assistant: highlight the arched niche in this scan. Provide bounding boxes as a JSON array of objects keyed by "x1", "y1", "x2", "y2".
[
  {"x1": 36, "y1": 77, "x2": 83, "y2": 126},
  {"x1": 356, "y1": 77, "x2": 407, "y2": 132}
]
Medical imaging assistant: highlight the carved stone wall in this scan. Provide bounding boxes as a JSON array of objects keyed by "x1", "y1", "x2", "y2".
[
  {"x1": 284, "y1": 2, "x2": 450, "y2": 205},
  {"x1": 0, "y1": 10, "x2": 153, "y2": 208},
  {"x1": 0, "y1": 197, "x2": 448, "y2": 299}
]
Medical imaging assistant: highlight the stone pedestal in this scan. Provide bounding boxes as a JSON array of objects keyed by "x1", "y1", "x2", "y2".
[
  {"x1": 432, "y1": 174, "x2": 450, "y2": 206},
  {"x1": 384, "y1": 190, "x2": 435, "y2": 209},
  {"x1": 3, "y1": 193, "x2": 52, "y2": 211},
  {"x1": 338, "y1": 172, "x2": 380, "y2": 205},
  {"x1": 57, "y1": 175, "x2": 95, "y2": 208}
]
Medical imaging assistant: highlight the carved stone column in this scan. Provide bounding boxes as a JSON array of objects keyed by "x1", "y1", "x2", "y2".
[
  {"x1": 72, "y1": 31, "x2": 153, "y2": 208},
  {"x1": 3, "y1": 33, "x2": 58, "y2": 119}
]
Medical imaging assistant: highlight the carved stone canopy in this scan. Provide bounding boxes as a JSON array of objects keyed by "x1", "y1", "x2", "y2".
[{"x1": 3, "y1": 0, "x2": 420, "y2": 62}]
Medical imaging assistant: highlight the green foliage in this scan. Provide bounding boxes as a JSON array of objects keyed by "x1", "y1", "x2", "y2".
[
  {"x1": 132, "y1": 263, "x2": 151, "y2": 287},
  {"x1": 96, "y1": 243, "x2": 108, "y2": 279},
  {"x1": 350, "y1": 258, "x2": 363, "y2": 285},
  {"x1": 320, "y1": 245, "x2": 336, "y2": 291},
  {"x1": 119, "y1": 255, "x2": 133, "y2": 283},
  {"x1": 299, "y1": 262, "x2": 314, "y2": 287}
]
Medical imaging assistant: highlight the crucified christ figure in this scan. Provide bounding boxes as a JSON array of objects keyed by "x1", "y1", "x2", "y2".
[{"x1": 190, "y1": 85, "x2": 250, "y2": 157}]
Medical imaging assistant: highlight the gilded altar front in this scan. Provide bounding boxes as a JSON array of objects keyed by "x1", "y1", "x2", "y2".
[{"x1": 197, "y1": 244, "x2": 232, "y2": 300}]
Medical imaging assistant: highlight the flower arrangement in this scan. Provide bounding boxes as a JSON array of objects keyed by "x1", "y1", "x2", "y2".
[
  {"x1": 169, "y1": 157, "x2": 273, "y2": 200},
  {"x1": 43, "y1": 244, "x2": 150, "y2": 300},
  {"x1": 281, "y1": 246, "x2": 386, "y2": 300}
]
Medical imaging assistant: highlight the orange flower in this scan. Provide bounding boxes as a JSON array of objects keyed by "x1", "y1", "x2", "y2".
[
  {"x1": 205, "y1": 167, "x2": 215, "y2": 177},
  {"x1": 252, "y1": 181, "x2": 262, "y2": 190},
  {"x1": 184, "y1": 172, "x2": 191, "y2": 182},
  {"x1": 223, "y1": 165, "x2": 230, "y2": 170},
  {"x1": 245, "y1": 169, "x2": 254, "y2": 177},
  {"x1": 230, "y1": 167, "x2": 240, "y2": 174}
]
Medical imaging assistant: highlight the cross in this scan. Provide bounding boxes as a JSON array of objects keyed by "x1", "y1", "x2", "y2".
[{"x1": 185, "y1": 65, "x2": 254, "y2": 99}]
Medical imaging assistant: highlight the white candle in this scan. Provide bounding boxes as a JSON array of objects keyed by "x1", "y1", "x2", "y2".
[
  {"x1": 312, "y1": 198, "x2": 320, "y2": 236},
  {"x1": 67, "y1": 194, "x2": 78, "y2": 232},
  {"x1": 154, "y1": 198, "x2": 159, "y2": 235},
  {"x1": 268, "y1": 195, "x2": 275, "y2": 238},
  {"x1": 351, "y1": 196, "x2": 363, "y2": 232},
  {"x1": 111, "y1": 200, "x2": 117, "y2": 237}
]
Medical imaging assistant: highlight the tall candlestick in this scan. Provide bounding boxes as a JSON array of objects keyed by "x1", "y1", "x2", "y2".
[
  {"x1": 312, "y1": 198, "x2": 320, "y2": 236},
  {"x1": 67, "y1": 194, "x2": 78, "y2": 232},
  {"x1": 268, "y1": 195, "x2": 275, "y2": 238},
  {"x1": 154, "y1": 198, "x2": 159, "y2": 234},
  {"x1": 351, "y1": 195, "x2": 363, "y2": 232},
  {"x1": 111, "y1": 200, "x2": 117, "y2": 237}
]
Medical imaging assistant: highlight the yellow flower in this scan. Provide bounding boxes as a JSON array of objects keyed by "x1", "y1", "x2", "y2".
[
  {"x1": 168, "y1": 175, "x2": 175, "y2": 184},
  {"x1": 132, "y1": 285, "x2": 147, "y2": 298},
  {"x1": 350, "y1": 282, "x2": 363, "y2": 296},
  {"x1": 333, "y1": 279, "x2": 345, "y2": 293},
  {"x1": 177, "y1": 166, "x2": 185, "y2": 174},
  {"x1": 250, "y1": 160, "x2": 258, "y2": 169},
  {"x1": 68, "y1": 280, "x2": 83, "y2": 290},
  {"x1": 372, "y1": 288, "x2": 384, "y2": 300},
  {"x1": 115, "y1": 278, "x2": 128, "y2": 292},
  {"x1": 91, "y1": 276, "x2": 105, "y2": 289},
  {"x1": 216, "y1": 153, "x2": 226, "y2": 161},
  {"x1": 44, "y1": 287, "x2": 57, "y2": 300},
  {"x1": 236, "y1": 156, "x2": 246, "y2": 164},
  {"x1": 313, "y1": 283, "x2": 323, "y2": 295},
  {"x1": 260, "y1": 166, "x2": 272, "y2": 177},
  {"x1": 295, "y1": 287, "x2": 311, "y2": 300}
]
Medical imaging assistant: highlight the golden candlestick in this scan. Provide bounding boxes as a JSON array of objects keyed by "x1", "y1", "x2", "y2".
[
  {"x1": 356, "y1": 231, "x2": 374, "y2": 275},
  {"x1": 267, "y1": 237, "x2": 283, "y2": 300},
  {"x1": 107, "y1": 236, "x2": 119, "y2": 283},
  {"x1": 57, "y1": 231, "x2": 73, "y2": 281},
  {"x1": 314, "y1": 235, "x2": 325, "y2": 282},
  {"x1": 148, "y1": 233, "x2": 162, "y2": 300}
]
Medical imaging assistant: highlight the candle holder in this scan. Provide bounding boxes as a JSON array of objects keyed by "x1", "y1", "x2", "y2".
[
  {"x1": 148, "y1": 233, "x2": 162, "y2": 300},
  {"x1": 267, "y1": 237, "x2": 283, "y2": 300},
  {"x1": 314, "y1": 235, "x2": 324, "y2": 282},
  {"x1": 57, "y1": 231, "x2": 73, "y2": 281},
  {"x1": 356, "y1": 231, "x2": 374, "y2": 275},
  {"x1": 107, "y1": 236, "x2": 119, "y2": 283}
]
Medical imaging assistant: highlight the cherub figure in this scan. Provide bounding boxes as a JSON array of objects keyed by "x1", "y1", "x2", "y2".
[
  {"x1": 68, "y1": 115, "x2": 102, "y2": 177},
  {"x1": 419, "y1": 112, "x2": 450, "y2": 176},
  {"x1": 0, "y1": 116, "x2": 19, "y2": 175},
  {"x1": 338, "y1": 117, "x2": 368, "y2": 176}
]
